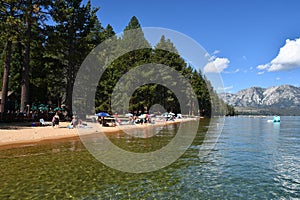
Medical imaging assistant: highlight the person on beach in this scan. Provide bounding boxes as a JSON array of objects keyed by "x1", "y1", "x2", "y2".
[
  {"x1": 71, "y1": 115, "x2": 77, "y2": 128},
  {"x1": 52, "y1": 112, "x2": 60, "y2": 127},
  {"x1": 52, "y1": 116, "x2": 55, "y2": 127}
]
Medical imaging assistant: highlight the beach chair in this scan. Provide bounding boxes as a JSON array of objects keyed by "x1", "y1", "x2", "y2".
[
  {"x1": 39, "y1": 118, "x2": 46, "y2": 126},
  {"x1": 39, "y1": 118, "x2": 51, "y2": 126}
]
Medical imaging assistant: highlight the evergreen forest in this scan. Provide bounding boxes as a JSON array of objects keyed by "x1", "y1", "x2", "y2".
[{"x1": 0, "y1": 0, "x2": 235, "y2": 121}]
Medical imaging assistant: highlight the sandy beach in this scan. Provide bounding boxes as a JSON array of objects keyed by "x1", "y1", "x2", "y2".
[
  {"x1": 0, "y1": 122, "x2": 79, "y2": 147},
  {"x1": 0, "y1": 118, "x2": 198, "y2": 148}
]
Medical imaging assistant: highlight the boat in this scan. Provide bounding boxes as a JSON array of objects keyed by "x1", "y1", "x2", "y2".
[{"x1": 273, "y1": 115, "x2": 280, "y2": 123}]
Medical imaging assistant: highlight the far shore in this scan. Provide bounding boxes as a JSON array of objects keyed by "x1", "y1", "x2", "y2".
[{"x1": 0, "y1": 117, "x2": 200, "y2": 149}]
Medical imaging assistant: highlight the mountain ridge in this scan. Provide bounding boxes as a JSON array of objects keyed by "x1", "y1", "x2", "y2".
[{"x1": 219, "y1": 84, "x2": 300, "y2": 115}]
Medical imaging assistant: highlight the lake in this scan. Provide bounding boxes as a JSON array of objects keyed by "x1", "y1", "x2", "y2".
[{"x1": 0, "y1": 116, "x2": 299, "y2": 199}]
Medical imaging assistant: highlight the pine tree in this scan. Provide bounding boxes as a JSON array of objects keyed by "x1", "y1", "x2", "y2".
[
  {"x1": 0, "y1": 0, "x2": 22, "y2": 114},
  {"x1": 95, "y1": 16, "x2": 152, "y2": 113},
  {"x1": 47, "y1": 0, "x2": 102, "y2": 115}
]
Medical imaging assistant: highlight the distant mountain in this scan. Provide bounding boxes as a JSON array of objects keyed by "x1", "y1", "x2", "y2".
[{"x1": 219, "y1": 85, "x2": 300, "y2": 115}]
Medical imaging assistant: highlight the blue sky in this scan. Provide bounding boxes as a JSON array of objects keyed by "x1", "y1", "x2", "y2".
[{"x1": 90, "y1": 0, "x2": 300, "y2": 93}]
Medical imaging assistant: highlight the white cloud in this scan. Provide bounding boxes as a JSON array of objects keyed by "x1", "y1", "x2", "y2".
[
  {"x1": 233, "y1": 68, "x2": 240, "y2": 73},
  {"x1": 276, "y1": 77, "x2": 280, "y2": 81},
  {"x1": 213, "y1": 50, "x2": 220, "y2": 55},
  {"x1": 204, "y1": 52, "x2": 210, "y2": 58},
  {"x1": 257, "y1": 64, "x2": 269, "y2": 70},
  {"x1": 257, "y1": 38, "x2": 300, "y2": 72},
  {"x1": 204, "y1": 57, "x2": 230, "y2": 73},
  {"x1": 222, "y1": 85, "x2": 233, "y2": 91},
  {"x1": 257, "y1": 71, "x2": 264, "y2": 75},
  {"x1": 244, "y1": 66, "x2": 253, "y2": 73},
  {"x1": 208, "y1": 55, "x2": 217, "y2": 62},
  {"x1": 207, "y1": 50, "x2": 220, "y2": 62},
  {"x1": 217, "y1": 85, "x2": 233, "y2": 94},
  {"x1": 217, "y1": 85, "x2": 233, "y2": 93},
  {"x1": 224, "y1": 68, "x2": 240, "y2": 74}
]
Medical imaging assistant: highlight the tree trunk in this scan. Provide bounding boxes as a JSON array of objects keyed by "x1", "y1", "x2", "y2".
[
  {"x1": 0, "y1": 40, "x2": 12, "y2": 114},
  {"x1": 66, "y1": 76, "x2": 73, "y2": 117},
  {"x1": 20, "y1": 7, "x2": 32, "y2": 112}
]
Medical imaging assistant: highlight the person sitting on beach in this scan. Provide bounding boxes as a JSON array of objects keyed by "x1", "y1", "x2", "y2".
[
  {"x1": 102, "y1": 119, "x2": 109, "y2": 127},
  {"x1": 129, "y1": 116, "x2": 135, "y2": 125},
  {"x1": 71, "y1": 115, "x2": 77, "y2": 128}
]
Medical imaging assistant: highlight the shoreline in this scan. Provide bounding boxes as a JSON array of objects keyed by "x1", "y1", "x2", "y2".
[{"x1": 0, "y1": 118, "x2": 199, "y2": 149}]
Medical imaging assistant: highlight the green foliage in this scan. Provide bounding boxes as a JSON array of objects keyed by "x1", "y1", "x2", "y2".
[
  {"x1": 94, "y1": 20, "x2": 231, "y2": 116},
  {"x1": 0, "y1": 0, "x2": 23, "y2": 113},
  {"x1": 0, "y1": 2, "x2": 234, "y2": 117},
  {"x1": 44, "y1": 0, "x2": 103, "y2": 113},
  {"x1": 124, "y1": 16, "x2": 141, "y2": 31},
  {"x1": 0, "y1": 0, "x2": 104, "y2": 114}
]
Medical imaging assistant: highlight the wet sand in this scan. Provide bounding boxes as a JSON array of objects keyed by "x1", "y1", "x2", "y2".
[{"x1": 0, "y1": 118, "x2": 198, "y2": 148}]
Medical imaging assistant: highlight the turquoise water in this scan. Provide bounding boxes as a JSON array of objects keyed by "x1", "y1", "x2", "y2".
[{"x1": 0, "y1": 117, "x2": 299, "y2": 199}]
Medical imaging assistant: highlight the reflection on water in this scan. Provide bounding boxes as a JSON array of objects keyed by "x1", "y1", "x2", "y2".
[
  {"x1": 271, "y1": 117, "x2": 300, "y2": 197},
  {"x1": 0, "y1": 117, "x2": 299, "y2": 199}
]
